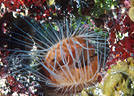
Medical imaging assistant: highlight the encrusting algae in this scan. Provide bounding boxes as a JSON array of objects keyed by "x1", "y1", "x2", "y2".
[{"x1": 81, "y1": 57, "x2": 134, "y2": 96}]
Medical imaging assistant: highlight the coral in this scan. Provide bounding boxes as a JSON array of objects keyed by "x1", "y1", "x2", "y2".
[
  {"x1": 0, "y1": 13, "x2": 42, "y2": 96},
  {"x1": 0, "y1": 0, "x2": 118, "y2": 21},
  {"x1": 81, "y1": 57, "x2": 134, "y2": 96},
  {"x1": 106, "y1": 0, "x2": 134, "y2": 66},
  {"x1": 1, "y1": 0, "x2": 133, "y2": 96},
  {"x1": 0, "y1": 12, "x2": 108, "y2": 95},
  {"x1": 128, "y1": 0, "x2": 134, "y2": 22},
  {"x1": 128, "y1": 7, "x2": 134, "y2": 21},
  {"x1": 0, "y1": 55, "x2": 42, "y2": 95}
]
